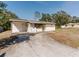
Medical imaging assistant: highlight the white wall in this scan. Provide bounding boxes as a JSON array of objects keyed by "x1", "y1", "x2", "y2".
[
  {"x1": 27, "y1": 23, "x2": 37, "y2": 33},
  {"x1": 12, "y1": 22, "x2": 28, "y2": 33},
  {"x1": 73, "y1": 25, "x2": 79, "y2": 28},
  {"x1": 11, "y1": 23, "x2": 20, "y2": 33},
  {"x1": 29, "y1": 24, "x2": 55, "y2": 32},
  {"x1": 61, "y1": 25, "x2": 72, "y2": 28},
  {"x1": 11, "y1": 22, "x2": 55, "y2": 33},
  {"x1": 27, "y1": 24, "x2": 43, "y2": 33},
  {"x1": 61, "y1": 25, "x2": 79, "y2": 28},
  {"x1": 36, "y1": 28, "x2": 42, "y2": 32},
  {"x1": 44, "y1": 25, "x2": 55, "y2": 31}
]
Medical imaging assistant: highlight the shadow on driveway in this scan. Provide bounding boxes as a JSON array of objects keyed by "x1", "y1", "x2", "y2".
[
  {"x1": 0, "y1": 34, "x2": 31, "y2": 49},
  {"x1": 0, "y1": 34, "x2": 31, "y2": 57}
]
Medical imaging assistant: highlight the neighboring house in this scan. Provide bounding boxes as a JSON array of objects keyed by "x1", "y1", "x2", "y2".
[
  {"x1": 10, "y1": 19, "x2": 55, "y2": 34},
  {"x1": 61, "y1": 23, "x2": 79, "y2": 28}
]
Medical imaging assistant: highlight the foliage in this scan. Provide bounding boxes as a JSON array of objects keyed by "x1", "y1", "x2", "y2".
[
  {"x1": 52, "y1": 11, "x2": 71, "y2": 29},
  {"x1": 38, "y1": 11, "x2": 72, "y2": 29},
  {"x1": 39, "y1": 13, "x2": 52, "y2": 22},
  {"x1": 0, "y1": 1, "x2": 18, "y2": 31},
  {"x1": 34, "y1": 11, "x2": 41, "y2": 20}
]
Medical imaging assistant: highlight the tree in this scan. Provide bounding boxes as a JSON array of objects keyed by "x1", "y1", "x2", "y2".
[
  {"x1": 52, "y1": 11, "x2": 71, "y2": 29},
  {"x1": 2, "y1": 11, "x2": 18, "y2": 30},
  {"x1": 34, "y1": 11, "x2": 41, "y2": 21},
  {"x1": 0, "y1": 1, "x2": 7, "y2": 13},
  {"x1": 0, "y1": 2, "x2": 18, "y2": 31},
  {"x1": 39, "y1": 13, "x2": 52, "y2": 22}
]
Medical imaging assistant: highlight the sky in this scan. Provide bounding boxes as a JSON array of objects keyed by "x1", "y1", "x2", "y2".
[{"x1": 4, "y1": 1, "x2": 79, "y2": 20}]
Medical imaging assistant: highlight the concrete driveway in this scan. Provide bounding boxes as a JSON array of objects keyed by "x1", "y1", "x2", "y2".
[{"x1": 1, "y1": 33, "x2": 79, "y2": 57}]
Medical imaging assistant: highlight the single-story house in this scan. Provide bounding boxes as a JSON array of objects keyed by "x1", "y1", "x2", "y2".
[
  {"x1": 10, "y1": 19, "x2": 55, "y2": 34},
  {"x1": 61, "y1": 23, "x2": 79, "y2": 28}
]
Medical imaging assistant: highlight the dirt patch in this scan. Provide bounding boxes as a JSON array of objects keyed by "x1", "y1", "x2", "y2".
[
  {"x1": 48, "y1": 28, "x2": 79, "y2": 48},
  {"x1": 0, "y1": 30, "x2": 11, "y2": 41}
]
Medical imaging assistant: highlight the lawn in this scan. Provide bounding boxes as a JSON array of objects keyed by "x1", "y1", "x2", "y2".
[{"x1": 48, "y1": 28, "x2": 79, "y2": 48}]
